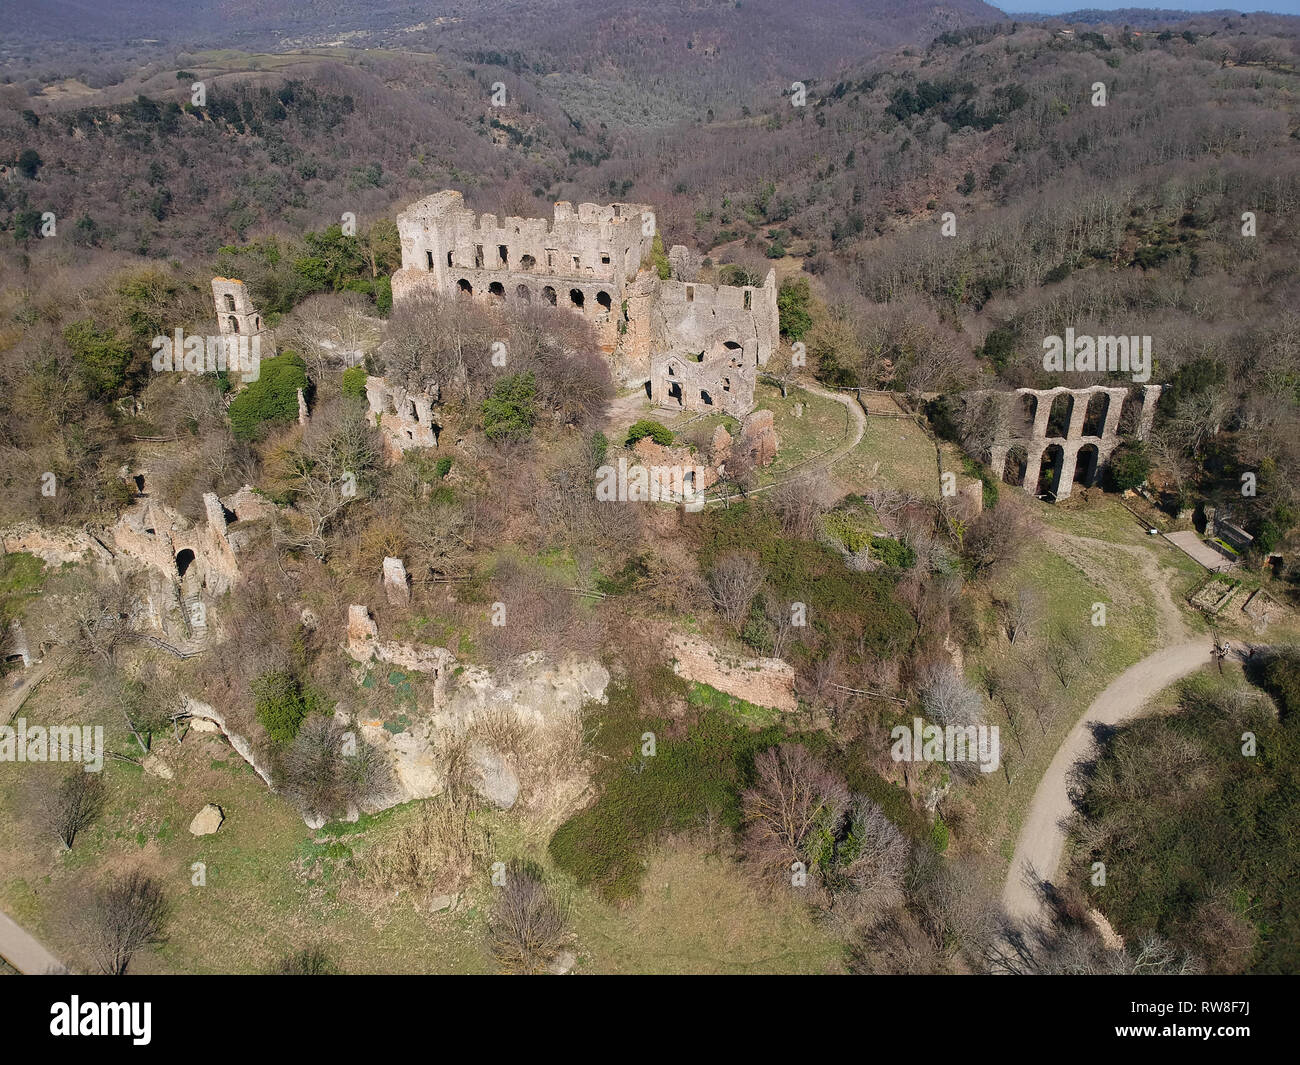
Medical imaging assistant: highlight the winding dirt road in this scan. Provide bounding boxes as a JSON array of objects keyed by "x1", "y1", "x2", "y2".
[{"x1": 1001, "y1": 637, "x2": 1214, "y2": 926}]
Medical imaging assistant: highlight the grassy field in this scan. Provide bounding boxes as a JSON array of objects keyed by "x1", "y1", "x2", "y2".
[{"x1": 0, "y1": 655, "x2": 840, "y2": 974}]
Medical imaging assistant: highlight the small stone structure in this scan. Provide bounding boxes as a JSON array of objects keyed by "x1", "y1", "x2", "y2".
[
  {"x1": 976, "y1": 384, "x2": 1162, "y2": 500},
  {"x1": 382, "y1": 557, "x2": 410, "y2": 605},
  {"x1": 365, "y1": 374, "x2": 442, "y2": 458},
  {"x1": 667, "y1": 631, "x2": 798, "y2": 712}
]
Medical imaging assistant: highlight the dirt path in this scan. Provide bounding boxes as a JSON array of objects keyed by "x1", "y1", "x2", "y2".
[
  {"x1": 0, "y1": 909, "x2": 64, "y2": 974},
  {"x1": 1001, "y1": 637, "x2": 1214, "y2": 927}
]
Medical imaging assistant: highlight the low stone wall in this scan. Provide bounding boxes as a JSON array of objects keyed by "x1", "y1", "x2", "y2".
[{"x1": 667, "y1": 631, "x2": 797, "y2": 712}]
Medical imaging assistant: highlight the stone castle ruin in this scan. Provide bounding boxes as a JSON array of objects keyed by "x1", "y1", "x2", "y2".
[
  {"x1": 376, "y1": 190, "x2": 780, "y2": 451},
  {"x1": 975, "y1": 384, "x2": 1162, "y2": 500}
]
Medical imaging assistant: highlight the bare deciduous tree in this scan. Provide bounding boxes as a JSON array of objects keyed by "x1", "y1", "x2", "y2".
[
  {"x1": 84, "y1": 871, "x2": 168, "y2": 975},
  {"x1": 741, "y1": 744, "x2": 850, "y2": 874},
  {"x1": 39, "y1": 768, "x2": 105, "y2": 849},
  {"x1": 277, "y1": 716, "x2": 397, "y2": 825},
  {"x1": 707, "y1": 551, "x2": 763, "y2": 632}
]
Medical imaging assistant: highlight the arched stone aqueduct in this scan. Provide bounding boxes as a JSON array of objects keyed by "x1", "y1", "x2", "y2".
[{"x1": 983, "y1": 384, "x2": 1162, "y2": 500}]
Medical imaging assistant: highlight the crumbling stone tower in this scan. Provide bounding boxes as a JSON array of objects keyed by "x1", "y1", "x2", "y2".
[{"x1": 211, "y1": 278, "x2": 273, "y2": 355}]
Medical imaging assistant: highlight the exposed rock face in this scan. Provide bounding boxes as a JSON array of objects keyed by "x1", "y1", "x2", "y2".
[
  {"x1": 382, "y1": 557, "x2": 410, "y2": 606},
  {"x1": 470, "y1": 744, "x2": 520, "y2": 809},
  {"x1": 667, "y1": 631, "x2": 797, "y2": 713},
  {"x1": 189, "y1": 803, "x2": 224, "y2": 836}
]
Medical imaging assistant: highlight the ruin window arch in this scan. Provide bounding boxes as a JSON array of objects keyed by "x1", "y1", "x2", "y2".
[
  {"x1": 175, "y1": 549, "x2": 196, "y2": 579},
  {"x1": 426, "y1": 250, "x2": 435, "y2": 270},
  {"x1": 223, "y1": 293, "x2": 236, "y2": 312},
  {"x1": 1074, "y1": 444, "x2": 1100, "y2": 487},
  {"x1": 228, "y1": 315, "x2": 239, "y2": 333},
  {"x1": 1047, "y1": 393, "x2": 1073, "y2": 437},
  {"x1": 722, "y1": 377, "x2": 731, "y2": 392},
  {"x1": 520, "y1": 254, "x2": 536, "y2": 271},
  {"x1": 596, "y1": 291, "x2": 612, "y2": 316},
  {"x1": 701, "y1": 390, "x2": 714, "y2": 406},
  {"x1": 1038, "y1": 444, "x2": 1065, "y2": 497},
  {"x1": 1019, "y1": 393, "x2": 1038, "y2": 434},
  {"x1": 474, "y1": 245, "x2": 484, "y2": 268},
  {"x1": 1002, "y1": 446, "x2": 1027, "y2": 488},
  {"x1": 498, "y1": 244, "x2": 508, "y2": 266},
  {"x1": 570, "y1": 289, "x2": 585, "y2": 310},
  {"x1": 446, "y1": 251, "x2": 453, "y2": 267},
  {"x1": 543, "y1": 286, "x2": 557, "y2": 305},
  {"x1": 516, "y1": 284, "x2": 531, "y2": 304},
  {"x1": 457, "y1": 278, "x2": 473, "y2": 298},
  {"x1": 255, "y1": 316, "x2": 261, "y2": 331},
  {"x1": 488, "y1": 281, "x2": 506, "y2": 304},
  {"x1": 1082, "y1": 392, "x2": 1109, "y2": 437}
]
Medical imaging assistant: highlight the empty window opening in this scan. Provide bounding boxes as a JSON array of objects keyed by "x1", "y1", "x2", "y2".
[
  {"x1": 601, "y1": 252, "x2": 611, "y2": 265},
  {"x1": 488, "y1": 281, "x2": 506, "y2": 304},
  {"x1": 700, "y1": 390, "x2": 714, "y2": 406},
  {"x1": 407, "y1": 399, "x2": 419, "y2": 422},
  {"x1": 722, "y1": 377, "x2": 731, "y2": 392},
  {"x1": 175, "y1": 549, "x2": 196, "y2": 579},
  {"x1": 543, "y1": 286, "x2": 557, "y2": 305},
  {"x1": 744, "y1": 290, "x2": 752, "y2": 310},
  {"x1": 572, "y1": 255, "x2": 581, "y2": 271},
  {"x1": 426, "y1": 250, "x2": 435, "y2": 270},
  {"x1": 498, "y1": 244, "x2": 508, "y2": 266},
  {"x1": 596, "y1": 291, "x2": 612, "y2": 315},
  {"x1": 227, "y1": 316, "x2": 239, "y2": 333},
  {"x1": 520, "y1": 253, "x2": 536, "y2": 271},
  {"x1": 223, "y1": 294, "x2": 236, "y2": 312},
  {"x1": 570, "y1": 289, "x2": 585, "y2": 310},
  {"x1": 686, "y1": 286, "x2": 694, "y2": 303},
  {"x1": 546, "y1": 250, "x2": 555, "y2": 268},
  {"x1": 446, "y1": 251, "x2": 453, "y2": 267},
  {"x1": 474, "y1": 245, "x2": 485, "y2": 268},
  {"x1": 456, "y1": 278, "x2": 473, "y2": 298}
]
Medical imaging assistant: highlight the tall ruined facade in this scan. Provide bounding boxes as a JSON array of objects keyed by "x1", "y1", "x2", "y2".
[{"x1": 381, "y1": 190, "x2": 780, "y2": 449}]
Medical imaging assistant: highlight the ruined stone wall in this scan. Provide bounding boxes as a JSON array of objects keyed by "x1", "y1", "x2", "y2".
[
  {"x1": 648, "y1": 269, "x2": 779, "y2": 416},
  {"x1": 392, "y1": 189, "x2": 656, "y2": 354},
  {"x1": 364, "y1": 373, "x2": 441, "y2": 459},
  {"x1": 977, "y1": 384, "x2": 1163, "y2": 500}
]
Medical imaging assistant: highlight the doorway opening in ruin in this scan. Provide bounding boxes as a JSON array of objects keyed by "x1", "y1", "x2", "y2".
[
  {"x1": 643, "y1": 379, "x2": 652, "y2": 399},
  {"x1": 1019, "y1": 393, "x2": 1038, "y2": 435},
  {"x1": 1002, "y1": 446, "x2": 1027, "y2": 488},
  {"x1": 701, "y1": 390, "x2": 714, "y2": 406},
  {"x1": 520, "y1": 254, "x2": 536, "y2": 271},
  {"x1": 570, "y1": 289, "x2": 585, "y2": 310},
  {"x1": 474, "y1": 245, "x2": 484, "y2": 269},
  {"x1": 227, "y1": 316, "x2": 239, "y2": 333},
  {"x1": 488, "y1": 282, "x2": 506, "y2": 304},
  {"x1": 667, "y1": 381, "x2": 683, "y2": 406},
  {"x1": 1047, "y1": 394, "x2": 1073, "y2": 437},
  {"x1": 456, "y1": 279, "x2": 473, "y2": 298},
  {"x1": 543, "y1": 286, "x2": 557, "y2": 305},
  {"x1": 516, "y1": 284, "x2": 531, "y2": 304},
  {"x1": 596, "y1": 291, "x2": 612, "y2": 317},
  {"x1": 1082, "y1": 392, "x2": 1109, "y2": 436},
  {"x1": 1074, "y1": 444, "x2": 1100, "y2": 487},
  {"x1": 175, "y1": 549, "x2": 196, "y2": 579},
  {"x1": 133, "y1": 474, "x2": 146, "y2": 495},
  {"x1": 1037, "y1": 445, "x2": 1064, "y2": 497},
  {"x1": 498, "y1": 245, "x2": 508, "y2": 266}
]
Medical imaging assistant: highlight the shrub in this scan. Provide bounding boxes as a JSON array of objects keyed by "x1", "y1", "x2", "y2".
[
  {"x1": 481, "y1": 371, "x2": 537, "y2": 442},
  {"x1": 1106, "y1": 441, "x2": 1151, "y2": 492},
  {"x1": 625, "y1": 419, "x2": 674, "y2": 447},
  {"x1": 777, "y1": 277, "x2": 814, "y2": 341},
  {"x1": 252, "y1": 670, "x2": 319, "y2": 745},
  {"x1": 228, "y1": 352, "x2": 309, "y2": 440},
  {"x1": 63, "y1": 320, "x2": 130, "y2": 396},
  {"x1": 341, "y1": 364, "x2": 367, "y2": 400}
]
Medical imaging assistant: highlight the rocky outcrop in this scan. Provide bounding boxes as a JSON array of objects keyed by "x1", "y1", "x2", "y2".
[
  {"x1": 183, "y1": 696, "x2": 274, "y2": 788},
  {"x1": 189, "y1": 803, "x2": 224, "y2": 836}
]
